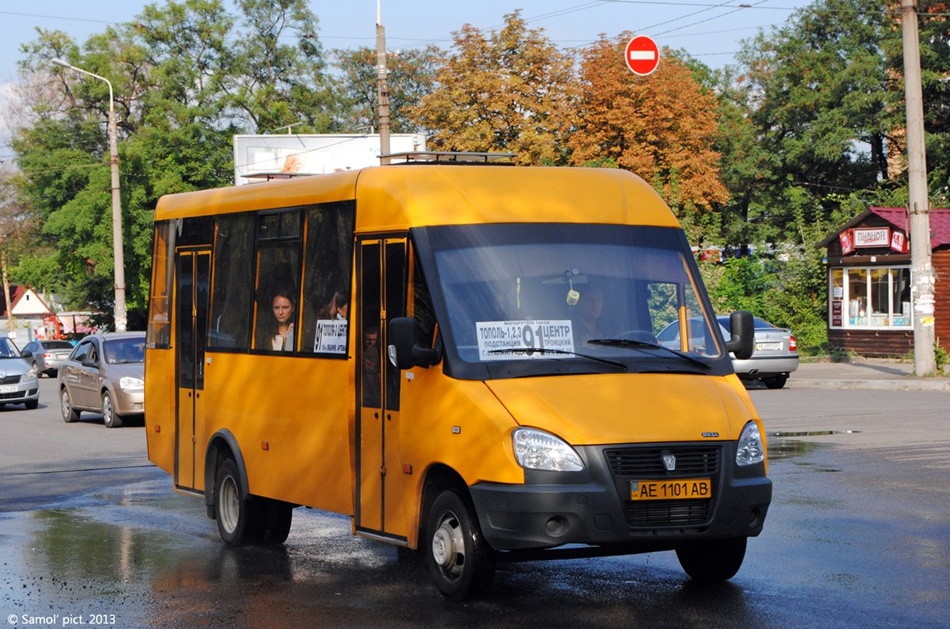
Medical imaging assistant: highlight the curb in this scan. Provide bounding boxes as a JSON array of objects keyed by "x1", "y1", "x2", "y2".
[{"x1": 789, "y1": 378, "x2": 950, "y2": 392}]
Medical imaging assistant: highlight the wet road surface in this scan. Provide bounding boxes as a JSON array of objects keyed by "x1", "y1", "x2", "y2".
[{"x1": 1, "y1": 385, "x2": 948, "y2": 628}]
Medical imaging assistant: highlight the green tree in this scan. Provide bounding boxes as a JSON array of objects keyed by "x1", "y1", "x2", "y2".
[
  {"x1": 733, "y1": 0, "x2": 902, "y2": 239},
  {"x1": 10, "y1": 0, "x2": 340, "y2": 328},
  {"x1": 334, "y1": 45, "x2": 441, "y2": 134},
  {"x1": 409, "y1": 11, "x2": 574, "y2": 165}
]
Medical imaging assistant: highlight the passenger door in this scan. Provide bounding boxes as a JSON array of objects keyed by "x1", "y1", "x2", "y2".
[
  {"x1": 175, "y1": 249, "x2": 211, "y2": 490},
  {"x1": 356, "y1": 238, "x2": 408, "y2": 539}
]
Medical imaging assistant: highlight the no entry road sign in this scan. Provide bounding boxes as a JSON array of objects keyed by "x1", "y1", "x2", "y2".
[{"x1": 625, "y1": 35, "x2": 659, "y2": 76}]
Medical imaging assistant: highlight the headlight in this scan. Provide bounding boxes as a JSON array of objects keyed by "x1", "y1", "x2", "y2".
[
  {"x1": 513, "y1": 428, "x2": 584, "y2": 472},
  {"x1": 119, "y1": 376, "x2": 144, "y2": 390},
  {"x1": 24, "y1": 368, "x2": 38, "y2": 382},
  {"x1": 736, "y1": 421, "x2": 765, "y2": 466}
]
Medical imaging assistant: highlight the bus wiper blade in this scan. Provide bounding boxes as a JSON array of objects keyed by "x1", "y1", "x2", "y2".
[
  {"x1": 488, "y1": 348, "x2": 627, "y2": 372},
  {"x1": 587, "y1": 338, "x2": 711, "y2": 371}
]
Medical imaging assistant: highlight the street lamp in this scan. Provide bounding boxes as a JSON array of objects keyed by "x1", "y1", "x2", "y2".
[{"x1": 52, "y1": 58, "x2": 127, "y2": 332}]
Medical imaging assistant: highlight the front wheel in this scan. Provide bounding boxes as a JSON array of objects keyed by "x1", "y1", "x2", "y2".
[
  {"x1": 424, "y1": 489, "x2": 495, "y2": 601},
  {"x1": 676, "y1": 537, "x2": 747, "y2": 582},
  {"x1": 215, "y1": 459, "x2": 257, "y2": 546},
  {"x1": 61, "y1": 388, "x2": 80, "y2": 423},
  {"x1": 102, "y1": 391, "x2": 123, "y2": 428}
]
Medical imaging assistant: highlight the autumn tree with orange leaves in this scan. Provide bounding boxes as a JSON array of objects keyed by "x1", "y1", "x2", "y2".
[
  {"x1": 408, "y1": 11, "x2": 573, "y2": 166},
  {"x1": 566, "y1": 35, "x2": 729, "y2": 229}
]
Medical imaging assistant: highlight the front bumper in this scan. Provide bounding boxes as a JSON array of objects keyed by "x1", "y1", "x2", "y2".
[
  {"x1": 113, "y1": 388, "x2": 145, "y2": 416},
  {"x1": 0, "y1": 379, "x2": 39, "y2": 405},
  {"x1": 470, "y1": 442, "x2": 771, "y2": 551}
]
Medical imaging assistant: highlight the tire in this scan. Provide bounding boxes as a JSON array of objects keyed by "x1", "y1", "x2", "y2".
[
  {"x1": 215, "y1": 458, "x2": 262, "y2": 546},
  {"x1": 102, "y1": 391, "x2": 123, "y2": 428},
  {"x1": 424, "y1": 489, "x2": 496, "y2": 601},
  {"x1": 257, "y1": 499, "x2": 294, "y2": 545},
  {"x1": 61, "y1": 388, "x2": 80, "y2": 423},
  {"x1": 25, "y1": 400, "x2": 39, "y2": 410},
  {"x1": 762, "y1": 374, "x2": 788, "y2": 389},
  {"x1": 676, "y1": 537, "x2": 747, "y2": 582}
]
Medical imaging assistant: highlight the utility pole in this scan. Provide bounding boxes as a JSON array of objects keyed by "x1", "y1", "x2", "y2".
[
  {"x1": 376, "y1": 0, "x2": 391, "y2": 164},
  {"x1": 901, "y1": 0, "x2": 937, "y2": 376}
]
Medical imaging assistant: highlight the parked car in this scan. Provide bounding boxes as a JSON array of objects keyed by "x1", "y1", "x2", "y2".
[
  {"x1": 717, "y1": 315, "x2": 799, "y2": 389},
  {"x1": 58, "y1": 332, "x2": 146, "y2": 428},
  {"x1": 20, "y1": 339, "x2": 76, "y2": 377},
  {"x1": 657, "y1": 315, "x2": 799, "y2": 389},
  {"x1": 0, "y1": 336, "x2": 39, "y2": 410}
]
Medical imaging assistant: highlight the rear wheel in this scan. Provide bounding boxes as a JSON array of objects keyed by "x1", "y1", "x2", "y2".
[
  {"x1": 424, "y1": 489, "x2": 495, "y2": 600},
  {"x1": 676, "y1": 537, "x2": 747, "y2": 582},
  {"x1": 102, "y1": 391, "x2": 123, "y2": 428},
  {"x1": 762, "y1": 374, "x2": 788, "y2": 389},
  {"x1": 257, "y1": 499, "x2": 293, "y2": 545},
  {"x1": 60, "y1": 388, "x2": 80, "y2": 423}
]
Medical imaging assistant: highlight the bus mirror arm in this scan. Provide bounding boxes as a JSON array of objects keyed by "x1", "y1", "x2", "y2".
[
  {"x1": 725, "y1": 310, "x2": 755, "y2": 360},
  {"x1": 388, "y1": 317, "x2": 440, "y2": 370}
]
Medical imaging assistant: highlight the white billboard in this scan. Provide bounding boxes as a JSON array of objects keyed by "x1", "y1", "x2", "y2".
[{"x1": 233, "y1": 133, "x2": 426, "y2": 185}]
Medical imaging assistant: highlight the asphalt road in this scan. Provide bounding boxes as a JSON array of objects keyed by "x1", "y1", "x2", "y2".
[{"x1": 1, "y1": 377, "x2": 948, "y2": 628}]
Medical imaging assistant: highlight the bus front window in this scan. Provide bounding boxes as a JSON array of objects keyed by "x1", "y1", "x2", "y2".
[{"x1": 419, "y1": 224, "x2": 724, "y2": 379}]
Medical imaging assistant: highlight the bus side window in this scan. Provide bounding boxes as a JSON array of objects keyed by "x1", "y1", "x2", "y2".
[
  {"x1": 300, "y1": 201, "x2": 355, "y2": 355},
  {"x1": 253, "y1": 211, "x2": 301, "y2": 352},
  {"x1": 210, "y1": 215, "x2": 255, "y2": 350}
]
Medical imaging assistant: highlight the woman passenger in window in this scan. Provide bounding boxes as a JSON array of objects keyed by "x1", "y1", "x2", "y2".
[{"x1": 264, "y1": 289, "x2": 296, "y2": 351}]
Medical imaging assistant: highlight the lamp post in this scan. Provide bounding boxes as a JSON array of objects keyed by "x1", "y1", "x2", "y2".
[{"x1": 52, "y1": 58, "x2": 127, "y2": 332}]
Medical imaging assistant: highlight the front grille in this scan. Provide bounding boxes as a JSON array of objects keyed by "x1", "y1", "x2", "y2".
[
  {"x1": 604, "y1": 446, "x2": 721, "y2": 528},
  {"x1": 605, "y1": 446, "x2": 720, "y2": 476},
  {"x1": 0, "y1": 390, "x2": 25, "y2": 400},
  {"x1": 0, "y1": 375, "x2": 21, "y2": 385}
]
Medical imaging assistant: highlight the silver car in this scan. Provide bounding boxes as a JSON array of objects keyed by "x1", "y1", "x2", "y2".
[
  {"x1": 716, "y1": 315, "x2": 799, "y2": 389},
  {"x1": 58, "y1": 332, "x2": 146, "y2": 428},
  {"x1": 0, "y1": 336, "x2": 39, "y2": 410},
  {"x1": 657, "y1": 315, "x2": 799, "y2": 389},
  {"x1": 21, "y1": 339, "x2": 75, "y2": 377}
]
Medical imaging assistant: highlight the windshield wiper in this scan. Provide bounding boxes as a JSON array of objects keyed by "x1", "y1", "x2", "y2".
[
  {"x1": 587, "y1": 338, "x2": 711, "y2": 371},
  {"x1": 488, "y1": 347, "x2": 627, "y2": 371}
]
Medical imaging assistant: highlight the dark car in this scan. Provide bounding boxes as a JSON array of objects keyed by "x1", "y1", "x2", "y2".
[
  {"x1": 0, "y1": 336, "x2": 39, "y2": 410},
  {"x1": 20, "y1": 339, "x2": 76, "y2": 377},
  {"x1": 58, "y1": 332, "x2": 145, "y2": 428}
]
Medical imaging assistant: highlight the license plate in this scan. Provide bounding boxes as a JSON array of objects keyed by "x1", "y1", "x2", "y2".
[
  {"x1": 0, "y1": 385, "x2": 17, "y2": 394},
  {"x1": 756, "y1": 342, "x2": 782, "y2": 351},
  {"x1": 630, "y1": 479, "x2": 711, "y2": 501}
]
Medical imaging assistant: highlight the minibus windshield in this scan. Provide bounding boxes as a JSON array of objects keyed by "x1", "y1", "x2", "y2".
[{"x1": 417, "y1": 224, "x2": 728, "y2": 380}]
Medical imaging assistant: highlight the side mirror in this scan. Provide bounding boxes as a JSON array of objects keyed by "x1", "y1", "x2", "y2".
[
  {"x1": 725, "y1": 310, "x2": 754, "y2": 360},
  {"x1": 21, "y1": 351, "x2": 33, "y2": 358},
  {"x1": 388, "y1": 317, "x2": 440, "y2": 370}
]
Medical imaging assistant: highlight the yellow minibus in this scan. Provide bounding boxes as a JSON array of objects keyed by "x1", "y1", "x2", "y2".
[{"x1": 145, "y1": 154, "x2": 770, "y2": 600}]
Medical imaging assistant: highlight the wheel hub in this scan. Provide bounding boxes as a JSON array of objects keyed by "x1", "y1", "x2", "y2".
[{"x1": 431, "y1": 517, "x2": 464, "y2": 575}]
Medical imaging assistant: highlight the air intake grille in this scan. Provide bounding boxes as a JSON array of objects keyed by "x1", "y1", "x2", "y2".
[{"x1": 604, "y1": 446, "x2": 720, "y2": 477}]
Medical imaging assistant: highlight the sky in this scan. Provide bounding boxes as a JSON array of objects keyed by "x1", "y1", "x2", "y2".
[{"x1": 0, "y1": 0, "x2": 814, "y2": 82}]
